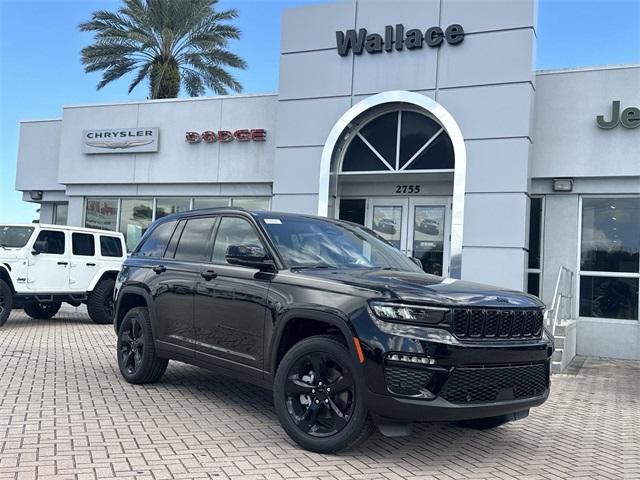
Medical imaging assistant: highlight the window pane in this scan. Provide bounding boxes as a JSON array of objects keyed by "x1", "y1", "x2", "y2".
[
  {"x1": 34, "y1": 230, "x2": 65, "y2": 254},
  {"x1": 85, "y1": 198, "x2": 118, "y2": 231},
  {"x1": 581, "y1": 198, "x2": 640, "y2": 273},
  {"x1": 135, "y1": 221, "x2": 177, "y2": 258},
  {"x1": 339, "y1": 199, "x2": 366, "y2": 226},
  {"x1": 155, "y1": 198, "x2": 190, "y2": 219},
  {"x1": 404, "y1": 132, "x2": 454, "y2": 170},
  {"x1": 119, "y1": 199, "x2": 153, "y2": 251},
  {"x1": 100, "y1": 236, "x2": 123, "y2": 258},
  {"x1": 72, "y1": 233, "x2": 95, "y2": 256},
  {"x1": 174, "y1": 217, "x2": 216, "y2": 262},
  {"x1": 412, "y1": 206, "x2": 445, "y2": 276},
  {"x1": 372, "y1": 206, "x2": 402, "y2": 249},
  {"x1": 399, "y1": 111, "x2": 444, "y2": 168},
  {"x1": 193, "y1": 197, "x2": 230, "y2": 209},
  {"x1": 528, "y1": 198, "x2": 543, "y2": 269},
  {"x1": 212, "y1": 217, "x2": 262, "y2": 264},
  {"x1": 341, "y1": 135, "x2": 389, "y2": 172},
  {"x1": 579, "y1": 275, "x2": 639, "y2": 320},
  {"x1": 54, "y1": 203, "x2": 68, "y2": 225},
  {"x1": 359, "y1": 112, "x2": 398, "y2": 166},
  {"x1": 527, "y1": 272, "x2": 540, "y2": 297},
  {"x1": 231, "y1": 197, "x2": 271, "y2": 211}
]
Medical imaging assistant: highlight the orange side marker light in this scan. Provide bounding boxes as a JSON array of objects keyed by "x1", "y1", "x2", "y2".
[{"x1": 353, "y1": 337, "x2": 365, "y2": 364}]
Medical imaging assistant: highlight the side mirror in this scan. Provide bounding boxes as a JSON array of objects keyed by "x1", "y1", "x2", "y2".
[
  {"x1": 32, "y1": 240, "x2": 47, "y2": 255},
  {"x1": 410, "y1": 257, "x2": 423, "y2": 269},
  {"x1": 226, "y1": 244, "x2": 275, "y2": 271}
]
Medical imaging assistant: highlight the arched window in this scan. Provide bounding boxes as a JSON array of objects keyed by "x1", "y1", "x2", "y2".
[{"x1": 340, "y1": 109, "x2": 454, "y2": 173}]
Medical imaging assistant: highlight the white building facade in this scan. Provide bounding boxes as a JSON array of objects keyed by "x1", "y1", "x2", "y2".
[{"x1": 15, "y1": 0, "x2": 640, "y2": 360}]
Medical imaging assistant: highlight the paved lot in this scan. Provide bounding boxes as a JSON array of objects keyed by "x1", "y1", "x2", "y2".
[{"x1": 0, "y1": 310, "x2": 638, "y2": 480}]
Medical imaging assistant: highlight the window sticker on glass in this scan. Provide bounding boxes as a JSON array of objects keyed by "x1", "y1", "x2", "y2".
[{"x1": 264, "y1": 219, "x2": 282, "y2": 225}]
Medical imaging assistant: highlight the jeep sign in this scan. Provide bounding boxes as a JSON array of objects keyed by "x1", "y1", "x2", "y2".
[
  {"x1": 596, "y1": 101, "x2": 640, "y2": 129},
  {"x1": 336, "y1": 23, "x2": 464, "y2": 56},
  {"x1": 82, "y1": 128, "x2": 159, "y2": 154}
]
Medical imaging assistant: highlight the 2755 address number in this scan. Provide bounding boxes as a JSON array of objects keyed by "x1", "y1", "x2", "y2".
[{"x1": 395, "y1": 185, "x2": 421, "y2": 194}]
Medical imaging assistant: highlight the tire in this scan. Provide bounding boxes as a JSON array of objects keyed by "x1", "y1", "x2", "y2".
[
  {"x1": 117, "y1": 307, "x2": 168, "y2": 384},
  {"x1": 24, "y1": 301, "x2": 61, "y2": 320},
  {"x1": 87, "y1": 278, "x2": 115, "y2": 325},
  {"x1": 0, "y1": 280, "x2": 13, "y2": 327},
  {"x1": 458, "y1": 415, "x2": 512, "y2": 430},
  {"x1": 273, "y1": 335, "x2": 374, "y2": 453}
]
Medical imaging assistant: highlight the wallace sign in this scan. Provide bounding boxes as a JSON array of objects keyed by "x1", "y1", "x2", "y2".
[{"x1": 336, "y1": 23, "x2": 464, "y2": 56}]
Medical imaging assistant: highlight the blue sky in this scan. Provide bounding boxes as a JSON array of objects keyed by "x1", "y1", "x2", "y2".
[{"x1": 1, "y1": 0, "x2": 639, "y2": 223}]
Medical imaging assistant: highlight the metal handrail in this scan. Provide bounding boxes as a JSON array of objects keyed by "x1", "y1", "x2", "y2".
[{"x1": 544, "y1": 266, "x2": 575, "y2": 335}]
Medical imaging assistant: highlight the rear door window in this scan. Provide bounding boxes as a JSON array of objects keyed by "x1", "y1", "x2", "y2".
[
  {"x1": 134, "y1": 221, "x2": 178, "y2": 258},
  {"x1": 100, "y1": 236, "x2": 124, "y2": 258},
  {"x1": 174, "y1": 217, "x2": 216, "y2": 262},
  {"x1": 72, "y1": 233, "x2": 95, "y2": 256}
]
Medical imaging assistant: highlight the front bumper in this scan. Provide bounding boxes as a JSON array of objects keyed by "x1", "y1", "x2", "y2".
[{"x1": 352, "y1": 311, "x2": 554, "y2": 423}]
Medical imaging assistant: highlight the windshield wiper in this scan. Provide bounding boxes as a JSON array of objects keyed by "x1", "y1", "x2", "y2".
[{"x1": 290, "y1": 264, "x2": 336, "y2": 271}]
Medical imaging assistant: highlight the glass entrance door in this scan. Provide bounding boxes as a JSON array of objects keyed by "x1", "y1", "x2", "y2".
[{"x1": 363, "y1": 197, "x2": 450, "y2": 276}]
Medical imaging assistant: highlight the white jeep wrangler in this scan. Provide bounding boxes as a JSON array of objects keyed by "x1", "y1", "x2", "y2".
[{"x1": 0, "y1": 224, "x2": 126, "y2": 326}]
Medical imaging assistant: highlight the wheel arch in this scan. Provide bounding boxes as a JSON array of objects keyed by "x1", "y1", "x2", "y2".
[
  {"x1": 0, "y1": 265, "x2": 15, "y2": 293},
  {"x1": 114, "y1": 286, "x2": 154, "y2": 333},
  {"x1": 87, "y1": 269, "x2": 119, "y2": 292},
  {"x1": 270, "y1": 308, "x2": 359, "y2": 375}
]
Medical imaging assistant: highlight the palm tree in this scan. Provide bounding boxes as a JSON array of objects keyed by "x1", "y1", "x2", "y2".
[{"x1": 79, "y1": 0, "x2": 246, "y2": 99}]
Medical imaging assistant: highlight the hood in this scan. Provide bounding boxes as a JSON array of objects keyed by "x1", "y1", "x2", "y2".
[{"x1": 296, "y1": 268, "x2": 544, "y2": 309}]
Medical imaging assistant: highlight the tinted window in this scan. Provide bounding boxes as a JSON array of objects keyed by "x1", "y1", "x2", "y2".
[
  {"x1": 35, "y1": 230, "x2": 65, "y2": 254},
  {"x1": 174, "y1": 217, "x2": 216, "y2": 262},
  {"x1": 339, "y1": 199, "x2": 366, "y2": 226},
  {"x1": 528, "y1": 198, "x2": 543, "y2": 269},
  {"x1": 0, "y1": 226, "x2": 34, "y2": 248},
  {"x1": 135, "y1": 221, "x2": 177, "y2": 258},
  {"x1": 580, "y1": 276, "x2": 638, "y2": 320},
  {"x1": 212, "y1": 217, "x2": 262, "y2": 264},
  {"x1": 100, "y1": 236, "x2": 124, "y2": 258},
  {"x1": 72, "y1": 233, "x2": 95, "y2": 256}
]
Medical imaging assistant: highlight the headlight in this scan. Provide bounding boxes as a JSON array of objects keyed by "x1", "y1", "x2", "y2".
[{"x1": 368, "y1": 301, "x2": 448, "y2": 325}]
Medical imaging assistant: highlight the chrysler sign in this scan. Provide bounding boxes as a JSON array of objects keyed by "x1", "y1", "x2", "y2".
[{"x1": 82, "y1": 128, "x2": 159, "y2": 154}]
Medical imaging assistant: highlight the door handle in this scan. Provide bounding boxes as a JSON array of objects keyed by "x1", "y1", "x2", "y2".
[
  {"x1": 86, "y1": 262, "x2": 96, "y2": 267},
  {"x1": 57, "y1": 261, "x2": 69, "y2": 266},
  {"x1": 153, "y1": 265, "x2": 167, "y2": 274},
  {"x1": 200, "y1": 269, "x2": 217, "y2": 281}
]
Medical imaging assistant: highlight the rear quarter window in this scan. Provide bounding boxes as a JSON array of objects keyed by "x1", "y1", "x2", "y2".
[
  {"x1": 100, "y1": 236, "x2": 124, "y2": 258},
  {"x1": 72, "y1": 233, "x2": 96, "y2": 256}
]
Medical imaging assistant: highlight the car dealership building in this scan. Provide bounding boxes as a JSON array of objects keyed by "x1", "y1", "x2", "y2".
[{"x1": 15, "y1": 0, "x2": 640, "y2": 360}]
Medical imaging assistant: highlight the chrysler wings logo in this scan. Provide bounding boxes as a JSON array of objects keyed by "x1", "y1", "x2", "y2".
[{"x1": 82, "y1": 127, "x2": 159, "y2": 154}]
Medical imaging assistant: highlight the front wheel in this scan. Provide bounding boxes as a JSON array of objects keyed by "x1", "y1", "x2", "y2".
[
  {"x1": 117, "y1": 307, "x2": 168, "y2": 384},
  {"x1": 0, "y1": 280, "x2": 13, "y2": 327},
  {"x1": 87, "y1": 278, "x2": 115, "y2": 325},
  {"x1": 273, "y1": 335, "x2": 374, "y2": 453},
  {"x1": 24, "y1": 301, "x2": 61, "y2": 320}
]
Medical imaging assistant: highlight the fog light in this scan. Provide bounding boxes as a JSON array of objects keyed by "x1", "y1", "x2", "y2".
[{"x1": 387, "y1": 353, "x2": 436, "y2": 365}]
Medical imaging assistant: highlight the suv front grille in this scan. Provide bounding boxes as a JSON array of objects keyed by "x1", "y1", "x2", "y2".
[
  {"x1": 452, "y1": 308, "x2": 543, "y2": 340},
  {"x1": 440, "y1": 363, "x2": 548, "y2": 404}
]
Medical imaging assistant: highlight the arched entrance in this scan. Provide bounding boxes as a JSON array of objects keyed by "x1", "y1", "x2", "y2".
[{"x1": 319, "y1": 91, "x2": 466, "y2": 278}]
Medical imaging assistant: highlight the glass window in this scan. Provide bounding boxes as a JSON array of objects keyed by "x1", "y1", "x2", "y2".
[
  {"x1": 134, "y1": 221, "x2": 177, "y2": 258},
  {"x1": 193, "y1": 198, "x2": 230, "y2": 209},
  {"x1": 54, "y1": 203, "x2": 68, "y2": 225},
  {"x1": 581, "y1": 198, "x2": 639, "y2": 273},
  {"x1": 528, "y1": 198, "x2": 543, "y2": 270},
  {"x1": 155, "y1": 198, "x2": 190, "y2": 219},
  {"x1": 412, "y1": 206, "x2": 445, "y2": 276},
  {"x1": 85, "y1": 198, "x2": 118, "y2": 231},
  {"x1": 174, "y1": 217, "x2": 216, "y2": 262},
  {"x1": 212, "y1": 217, "x2": 263, "y2": 264},
  {"x1": 528, "y1": 273, "x2": 540, "y2": 297},
  {"x1": 100, "y1": 236, "x2": 123, "y2": 258},
  {"x1": 231, "y1": 197, "x2": 271, "y2": 211},
  {"x1": 72, "y1": 233, "x2": 95, "y2": 256},
  {"x1": 339, "y1": 199, "x2": 366, "y2": 226},
  {"x1": 399, "y1": 111, "x2": 447, "y2": 169},
  {"x1": 372, "y1": 206, "x2": 403, "y2": 249},
  {"x1": 0, "y1": 226, "x2": 35, "y2": 248},
  {"x1": 34, "y1": 230, "x2": 65, "y2": 255},
  {"x1": 580, "y1": 276, "x2": 638, "y2": 320},
  {"x1": 119, "y1": 199, "x2": 153, "y2": 251}
]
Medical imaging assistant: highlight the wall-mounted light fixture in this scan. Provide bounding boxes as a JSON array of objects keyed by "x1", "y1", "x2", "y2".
[
  {"x1": 29, "y1": 191, "x2": 43, "y2": 201},
  {"x1": 552, "y1": 178, "x2": 573, "y2": 192}
]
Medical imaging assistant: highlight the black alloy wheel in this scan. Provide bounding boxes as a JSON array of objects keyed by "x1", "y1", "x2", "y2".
[
  {"x1": 284, "y1": 352, "x2": 356, "y2": 437},
  {"x1": 117, "y1": 307, "x2": 168, "y2": 384},
  {"x1": 274, "y1": 335, "x2": 374, "y2": 453}
]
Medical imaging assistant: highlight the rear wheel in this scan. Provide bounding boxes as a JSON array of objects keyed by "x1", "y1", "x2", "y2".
[
  {"x1": 273, "y1": 335, "x2": 374, "y2": 453},
  {"x1": 24, "y1": 301, "x2": 61, "y2": 320},
  {"x1": 87, "y1": 278, "x2": 115, "y2": 325},
  {"x1": 0, "y1": 280, "x2": 13, "y2": 327},
  {"x1": 117, "y1": 307, "x2": 168, "y2": 384}
]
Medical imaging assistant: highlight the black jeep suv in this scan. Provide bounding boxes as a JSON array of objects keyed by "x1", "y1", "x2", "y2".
[{"x1": 114, "y1": 208, "x2": 553, "y2": 453}]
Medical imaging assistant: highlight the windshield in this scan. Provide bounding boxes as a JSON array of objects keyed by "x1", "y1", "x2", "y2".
[
  {"x1": 260, "y1": 216, "x2": 423, "y2": 272},
  {"x1": 0, "y1": 226, "x2": 35, "y2": 248}
]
